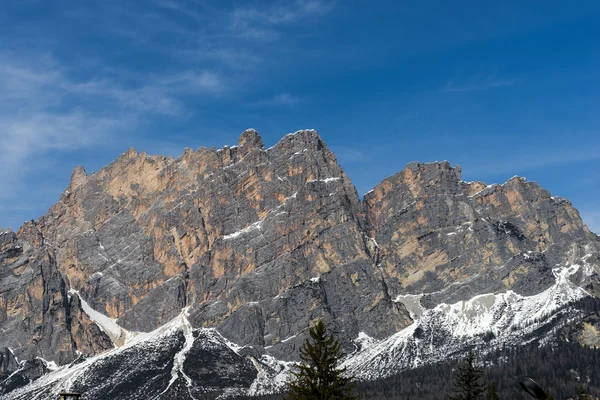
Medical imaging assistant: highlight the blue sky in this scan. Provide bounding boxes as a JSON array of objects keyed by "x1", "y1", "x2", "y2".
[{"x1": 0, "y1": 0, "x2": 598, "y2": 233}]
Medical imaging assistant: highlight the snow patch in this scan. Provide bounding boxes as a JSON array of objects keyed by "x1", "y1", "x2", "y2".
[
  {"x1": 204, "y1": 328, "x2": 248, "y2": 355},
  {"x1": 354, "y1": 332, "x2": 380, "y2": 350},
  {"x1": 290, "y1": 149, "x2": 308, "y2": 159},
  {"x1": 222, "y1": 220, "x2": 263, "y2": 240},
  {"x1": 394, "y1": 294, "x2": 425, "y2": 319},
  {"x1": 36, "y1": 357, "x2": 59, "y2": 371},
  {"x1": 347, "y1": 264, "x2": 588, "y2": 380},
  {"x1": 367, "y1": 237, "x2": 380, "y2": 248},
  {"x1": 248, "y1": 355, "x2": 295, "y2": 396},
  {"x1": 68, "y1": 290, "x2": 123, "y2": 341},
  {"x1": 469, "y1": 184, "x2": 498, "y2": 198},
  {"x1": 280, "y1": 334, "x2": 297, "y2": 343},
  {"x1": 307, "y1": 177, "x2": 341, "y2": 183},
  {"x1": 161, "y1": 308, "x2": 195, "y2": 394},
  {"x1": 285, "y1": 129, "x2": 317, "y2": 138}
]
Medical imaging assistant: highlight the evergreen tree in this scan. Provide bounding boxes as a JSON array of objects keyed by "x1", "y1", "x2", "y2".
[
  {"x1": 579, "y1": 385, "x2": 592, "y2": 400},
  {"x1": 447, "y1": 350, "x2": 485, "y2": 400},
  {"x1": 485, "y1": 384, "x2": 499, "y2": 400},
  {"x1": 284, "y1": 320, "x2": 359, "y2": 400}
]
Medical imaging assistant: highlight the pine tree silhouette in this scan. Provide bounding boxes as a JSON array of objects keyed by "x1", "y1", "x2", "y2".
[
  {"x1": 448, "y1": 350, "x2": 485, "y2": 400},
  {"x1": 284, "y1": 320, "x2": 359, "y2": 400},
  {"x1": 486, "y1": 383, "x2": 499, "y2": 400}
]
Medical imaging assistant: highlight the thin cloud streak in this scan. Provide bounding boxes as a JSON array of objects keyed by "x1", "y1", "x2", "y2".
[
  {"x1": 0, "y1": 112, "x2": 126, "y2": 167},
  {"x1": 0, "y1": 54, "x2": 226, "y2": 167},
  {"x1": 251, "y1": 92, "x2": 300, "y2": 108},
  {"x1": 442, "y1": 79, "x2": 516, "y2": 93},
  {"x1": 330, "y1": 146, "x2": 370, "y2": 164},
  {"x1": 463, "y1": 142, "x2": 600, "y2": 177},
  {"x1": 0, "y1": 54, "x2": 228, "y2": 117},
  {"x1": 232, "y1": 0, "x2": 333, "y2": 26},
  {"x1": 230, "y1": 0, "x2": 335, "y2": 40}
]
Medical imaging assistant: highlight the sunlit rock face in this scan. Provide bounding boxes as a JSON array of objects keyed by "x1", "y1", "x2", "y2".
[
  {"x1": 0, "y1": 129, "x2": 598, "y2": 398},
  {"x1": 364, "y1": 161, "x2": 599, "y2": 306}
]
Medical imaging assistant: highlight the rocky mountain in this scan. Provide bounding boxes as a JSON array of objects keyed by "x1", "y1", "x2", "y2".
[{"x1": 1, "y1": 129, "x2": 598, "y2": 399}]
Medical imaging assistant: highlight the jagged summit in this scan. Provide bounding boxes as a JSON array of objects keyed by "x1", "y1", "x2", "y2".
[
  {"x1": 1, "y1": 129, "x2": 599, "y2": 399},
  {"x1": 68, "y1": 165, "x2": 87, "y2": 191},
  {"x1": 237, "y1": 128, "x2": 264, "y2": 156}
]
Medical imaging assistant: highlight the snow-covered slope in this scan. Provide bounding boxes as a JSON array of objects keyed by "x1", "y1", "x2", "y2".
[
  {"x1": 2, "y1": 258, "x2": 594, "y2": 399},
  {"x1": 68, "y1": 290, "x2": 136, "y2": 346},
  {"x1": 343, "y1": 264, "x2": 589, "y2": 380},
  {"x1": 2, "y1": 309, "x2": 257, "y2": 400}
]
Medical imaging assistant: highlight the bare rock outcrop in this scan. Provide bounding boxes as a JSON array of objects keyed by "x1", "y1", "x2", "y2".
[{"x1": 0, "y1": 130, "x2": 598, "y2": 398}]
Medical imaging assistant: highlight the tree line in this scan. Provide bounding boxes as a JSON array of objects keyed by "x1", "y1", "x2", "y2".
[{"x1": 238, "y1": 315, "x2": 600, "y2": 400}]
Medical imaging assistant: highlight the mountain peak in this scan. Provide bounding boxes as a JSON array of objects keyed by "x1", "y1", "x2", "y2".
[
  {"x1": 69, "y1": 165, "x2": 88, "y2": 191},
  {"x1": 238, "y1": 128, "x2": 264, "y2": 156},
  {"x1": 1, "y1": 130, "x2": 599, "y2": 399}
]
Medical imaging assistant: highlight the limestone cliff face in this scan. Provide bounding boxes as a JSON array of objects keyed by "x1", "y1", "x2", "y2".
[
  {"x1": 0, "y1": 232, "x2": 113, "y2": 378},
  {"x1": 364, "y1": 161, "x2": 600, "y2": 306},
  {"x1": 0, "y1": 130, "x2": 598, "y2": 377},
  {"x1": 0, "y1": 129, "x2": 411, "y2": 367}
]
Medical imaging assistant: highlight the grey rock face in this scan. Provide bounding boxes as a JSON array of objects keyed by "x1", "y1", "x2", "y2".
[
  {"x1": 1, "y1": 129, "x2": 411, "y2": 368},
  {"x1": 364, "y1": 162, "x2": 599, "y2": 306},
  {"x1": 0, "y1": 225, "x2": 114, "y2": 370},
  {"x1": 0, "y1": 357, "x2": 49, "y2": 396},
  {"x1": 0, "y1": 348, "x2": 19, "y2": 377},
  {"x1": 0, "y1": 130, "x2": 598, "y2": 398}
]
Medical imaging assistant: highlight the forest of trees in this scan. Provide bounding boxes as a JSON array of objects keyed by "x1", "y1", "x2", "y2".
[
  {"x1": 239, "y1": 340, "x2": 600, "y2": 400},
  {"x1": 238, "y1": 298, "x2": 600, "y2": 399},
  {"x1": 352, "y1": 339, "x2": 600, "y2": 399}
]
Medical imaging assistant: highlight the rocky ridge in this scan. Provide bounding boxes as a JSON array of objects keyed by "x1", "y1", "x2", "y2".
[{"x1": 1, "y1": 129, "x2": 598, "y2": 398}]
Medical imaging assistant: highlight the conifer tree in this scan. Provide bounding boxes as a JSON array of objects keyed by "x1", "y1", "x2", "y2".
[
  {"x1": 578, "y1": 385, "x2": 592, "y2": 400},
  {"x1": 447, "y1": 350, "x2": 485, "y2": 400},
  {"x1": 284, "y1": 320, "x2": 359, "y2": 400},
  {"x1": 485, "y1": 383, "x2": 499, "y2": 400}
]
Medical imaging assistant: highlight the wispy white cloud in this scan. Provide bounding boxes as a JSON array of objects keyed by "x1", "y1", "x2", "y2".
[
  {"x1": 0, "y1": 56, "x2": 63, "y2": 109},
  {"x1": 230, "y1": 0, "x2": 335, "y2": 40},
  {"x1": 232, "y1": 1, "x2": 330, "y2": 26},
  {"x1": 182, "y1": 46, "x2": 263, "y2": 70},
  {"x1": 0, "y1": 0, "x2": 337, "y2": 229},
  {"x1": 0, "y1": 52, "x2": 186, "y2": 224},
  {"x1": 464, "y1": 142, "x2": 600, "y2": 176},
  {"x1": 69, "y1": 79, "x2": 184, "y2": 115},
  {"x1": 0, "y1": 56, "x2": 120, "y2": 169},
  {"x1": 251, "y1": 92, "x2": 299, "y2": 107},
  {"x1": 68, "y1": 70, "x2": 227, "y2": 115},
  {"x1": 153, "y1": 0, "x2": 207, "y2": 23},
  {"x1": 158, "y1": 70, "x2": 227, "y2": 94},
  {"x1": 330, "y1": 146, "x2": 370, "y2": 164},
  {"x1": 0, "y1": 111, "x2": 126, "y2": 168},
  {"x1": 271, "y1": 92, "x2": 298, "y2": 106},
  {"x1": 0, "y1": 53, "x2": 228, "y2": 117},
  {"x1": 0, "y1": 51, "x2": 229, "y2": 178},
  {"x1": 442, "y1": 78, "x2": 516, "y2": 93}
]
